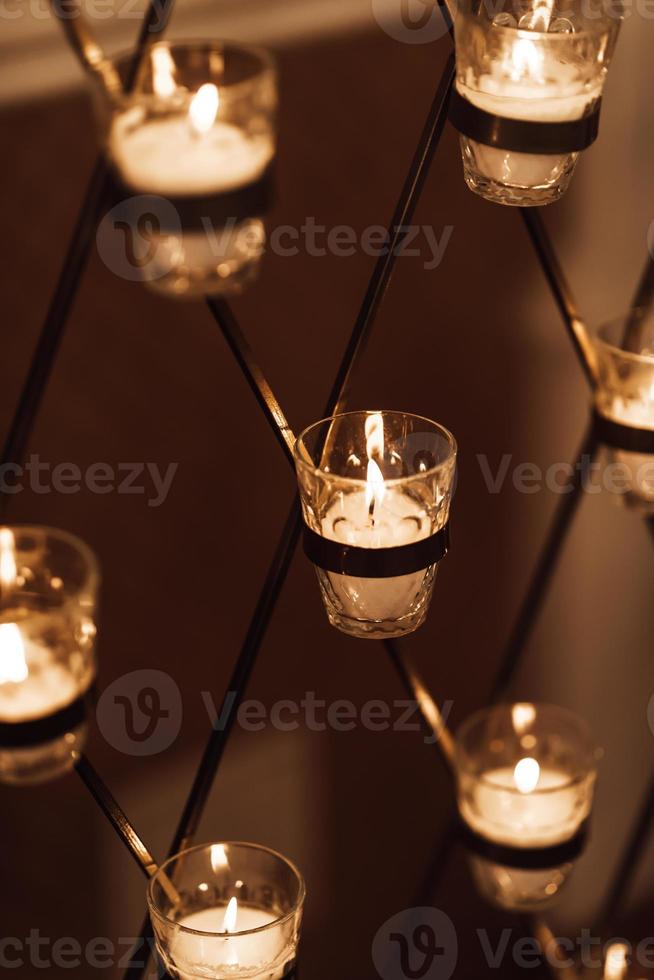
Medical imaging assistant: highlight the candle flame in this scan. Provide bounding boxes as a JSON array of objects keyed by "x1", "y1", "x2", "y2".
[
  {"x1": 0, "y1": 623, "x2": 28, "y2": 685},
  {"x1": 365, "y1": 458, "x2": 386, "y2": 514},
  {"x1": 519, "y1": 0, "x2": 555, "y2": 31},
  {"x1": 189, "y1": 84, "x2": 220, "y2": 136},
  {"x1": 604, "y1": 943, "x2": 629, "y2": 980},
  {"x1": 508, "y1": 38, "x2": 544, "y2": 82},
  {"x1": 152, "y1": 44, "x2": 177, "y2": 99},
  {"x1": 514, "y1": 757, "x2": 540, "y2": 794},
  {"x1": 221, "y1": 896, "x2": 238, "y2": 934},
  {"x1": 365, "y1": 412, "x2": 384, "y2": 460},
  {"x1": 512, "y1": 702, "x2": 536, "y2": 734},
  {"x1": 0, "y1": 528, "x2": 17, "y2": 590},
  {"x1": 210, "y1": 843, "x2": 229, "y2": 873}
]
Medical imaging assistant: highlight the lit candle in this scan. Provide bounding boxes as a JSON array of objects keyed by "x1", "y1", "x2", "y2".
[
  {"x1": 149, "y1": 842, "x2": 305, "y2": 980},
  {"x1": 174, "y1": 898, "x2": 290, "y2": 979},
  {"x1": 320, "y1": 416, "x2": 434, "y2": 625},
  {"x1": 455, "y1": 703, "x2": 597, "y2": 850},
  {"x1": 295, "y1": 411, "x2": 456, "y2": 639},
  {"x1": 461, "y1": 756, "x2": 584, "y2": 848},
  {"x1": 458, "y1": 37, "x2": 600, "y2": 190},
  {"x1": 0, "y1": 622, "x2": 80, "y2": 722},
  {"x1": 109, "y1": 53, "x2": 274, "y2": 197}
]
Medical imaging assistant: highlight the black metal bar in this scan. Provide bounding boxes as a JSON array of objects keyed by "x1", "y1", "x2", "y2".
[
  {"x1": 384, "y1": 638, "x2": 455, "y2": 772},
  {"x1": 0, "y1": 0, "x2": 175, "y2": 511},
  {"x1": 326, "y1": 52, "x2": 455, "y2": 418},
  {"x1": 488, "y1": 423, "x2": 598, "y2": 701},
  {"x1": 520, "y1": 209, "x2": 599, "y2": 390},
  {"x1": 208, "y1": 298, "x2": 296, "y2": 463},
  {"x1": 75, "y1": 753, "x2": 161, "y2": 880}
]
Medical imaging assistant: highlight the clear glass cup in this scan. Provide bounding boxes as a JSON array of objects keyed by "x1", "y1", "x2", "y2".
[
  {"x1": 466, "y1": 851, "x2": 576, "y2": 911},
  {"x1": 454, "y1": 703, "x2": 599, "y2": 848},
  {"x1": 97, "y1": 41, "x2": 277, "y2": 298},
  {"x1": 0, "y1": 526, "x2": 99, "y2": 785},
  {"x1": 592, "y1": 311, "x2": 654, "y2": 511},
  {"x1": 148, "y1": 842, "x2": 306, "y2": 979},
  {"x1": 453, "y1": 0, "x2": 622, "y2": 206},
  {"x1": 294, "y1": 411, "x2": 457, "y2": 640}
]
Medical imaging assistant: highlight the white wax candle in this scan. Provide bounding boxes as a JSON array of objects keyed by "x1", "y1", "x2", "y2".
[
  {"x1": 461, "y1": 764, "x2": 586, "y2": 847},
  {"x1": 0, "y1": 624, "x2": 79, "y2": 722},
  {"x1": 320, "y1": 488, "x2": 432, "y2": 624},
  {"x1": 173, "y1": 906, "x2": 290, "y2": 980},
  {"x1": 604, "y1": 394, "x2": 654, "y2": 429},
  {"x1": 110, "y1": 108, "x2": 274, "y2": 196},
  {"x1": 458, "y1": 50, "x2": 602, "y2": 188}
]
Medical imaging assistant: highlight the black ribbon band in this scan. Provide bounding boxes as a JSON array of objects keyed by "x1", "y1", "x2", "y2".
[
  {"x1": 0, "y1": 693, "x2": 89, "y2": 749},
  {"x1": 109, "y1": 165, "x2": 276, "y2": 232},
  {"x1": 459, "y1": 820, "x2": 588, "y2": 869},
  {"x1": 449, "y1": 89, "x2": 601, "y2": 154},
  {"x1": 303, "y1": 523, "x2": 449, "y2": 578},
  {"x1": 593, "y1": 411, "x2": 654, "y2": 454}
]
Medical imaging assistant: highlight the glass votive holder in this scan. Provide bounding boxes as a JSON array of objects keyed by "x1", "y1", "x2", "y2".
[
  {"x1": 592, "y1": 312, "x2": 654, "y2": 511},
  {"x1": 98, "y1": 41, "x2": 277, "y2": 298},
  {"x1": 454, "y1": 703, "x2": 599, "y2": 849},
  {"x1": 0, "y1": 526, "x2": 99, "y2": 785},
  {"x1": 294, "y1": 411, "x2": 457, "y2": 640},
  {"x1": 451, "y1": 0, "x2": 621, "y2": 206},
  {"x1": 466, "y1": 851, "x2": 576, "y2": 911},
  {"x1": 148, "y1": 842, "x2": 305, "y2": 979}
]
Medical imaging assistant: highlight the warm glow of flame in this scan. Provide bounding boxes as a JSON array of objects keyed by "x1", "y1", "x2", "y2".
[
  {"x1": 514, "y1": 757, "x2": 540, "y2": 794},
  {"x1": 0, "y1": 624, "x2": 28, "y2": 684},
  {"x1": 210, "y1": 843, "x2": 229, "y2": 873},
  {"x1": 512, "y1": 702, "x2": 536, "y2": 734},
  {"x1": 604, "y1": 943, "x2": 629, "y2": 980},
  {"x1": 508, "y1": 38, "x2": 544, "y2": 82},
  {"x1": 365, "y1": 458, "x2": 386, "y2": 513},
  {"x1": 364, "y1": 412, "x2": 384, "y2": 460},
  {"x1": 189, "y1": 84, "x2": 220, "y2": 135},
  {"x1": 0, "y1": 529, "x2": 17, "y2": 590},
  {"x1": 221, "y1": 896, "x2": 238, "y2": 934},
  {"x1": 152, "y1": 44, "x2": 177, "y2": 99}
]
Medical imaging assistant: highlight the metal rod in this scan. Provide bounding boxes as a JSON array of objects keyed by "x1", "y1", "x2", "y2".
[
  {"x1": 488, "y1": 423, "x2": 598, "y2": 702},
  {"x1": 74, "y1": 753, "x2": 179, "y2": 904},
  {"x1": 0, "y1": 0, "x2": 175, "y2": 507},
  {"x1": 521, "y1": 209, "x2": 599, "y2": 389},
  {"x1": 208, "y1": 298, "x2": 297, "y2": 463},
  {"x1": 384, "y1": 638, "x2": 455, "y2": 769}
]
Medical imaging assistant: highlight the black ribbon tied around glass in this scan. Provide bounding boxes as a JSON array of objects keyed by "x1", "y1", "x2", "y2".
[
  {"x1": 449, "y1": 89, "x2": 602, "y2": 155},
  {"x1": 0, "y1": 693, "x2": 89, "y2": 749},
  {"x1": 459, "y1": 820, "x2": 588, "y2": 870},
  {"x1": 303, "y1": 523, "x2": 450, "y2": 578},
  {"x1": 593, "y1": 411, "x2": 654, "y2": 455}
]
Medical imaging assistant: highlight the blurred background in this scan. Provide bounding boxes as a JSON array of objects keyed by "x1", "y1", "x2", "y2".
[{"x1": 1, "y1": 0, "x2": 654, "y2": 977}]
